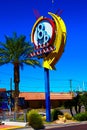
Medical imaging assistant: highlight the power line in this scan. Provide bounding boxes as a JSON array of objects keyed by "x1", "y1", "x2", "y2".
[{"x1": 0, "y1": 70, "x2": 87, "y2": 83}]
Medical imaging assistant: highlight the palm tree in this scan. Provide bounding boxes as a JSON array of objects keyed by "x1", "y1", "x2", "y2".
[{"x1": 0, "y1": 32, "x2": 40, "y2": 112}]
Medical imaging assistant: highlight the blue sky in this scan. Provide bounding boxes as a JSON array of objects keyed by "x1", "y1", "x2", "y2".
[{"x1": 0, "y1": 0, "x2": 87, "y2": 92}]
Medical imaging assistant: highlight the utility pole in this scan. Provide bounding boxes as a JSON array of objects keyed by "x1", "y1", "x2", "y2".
[
  {"x1": 10, "y1": 78, "x2": 12, "y2": 92},
  {"x1": 70, "y1": 79, "x2": 72, "y2": 93},
  {"x1": 10, "y1": 78, "x2": 12, "y2": 112}
]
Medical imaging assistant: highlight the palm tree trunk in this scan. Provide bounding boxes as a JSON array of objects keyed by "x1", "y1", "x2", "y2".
[{"x1": 14, "y1": 63, "x2": 20, "y2": 112}]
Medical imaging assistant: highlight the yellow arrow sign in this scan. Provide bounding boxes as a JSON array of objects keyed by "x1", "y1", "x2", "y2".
[{"x1": 43, "y1": 12, "x2": 67, "y2": 70}]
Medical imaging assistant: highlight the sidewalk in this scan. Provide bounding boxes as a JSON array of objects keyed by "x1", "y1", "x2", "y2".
[
  {"x1": 1, "y1": 121, "x2": 87, "y2": 130},
  {"x1": 0, "y1": 121, "x2": 27, "y2": 130}
]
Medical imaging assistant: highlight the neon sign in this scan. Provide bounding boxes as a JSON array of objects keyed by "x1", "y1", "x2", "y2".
[{"x1": 30, "y1": 12, "x2": 67, "y2": 70}]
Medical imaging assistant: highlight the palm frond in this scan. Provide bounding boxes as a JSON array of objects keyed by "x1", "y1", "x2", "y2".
[
  {"x1": 0, "y1": 32, "x2": 40, "y2": 67},
  {"x1": 22, "y1": 59, "x2": 41, "y2": 67}
]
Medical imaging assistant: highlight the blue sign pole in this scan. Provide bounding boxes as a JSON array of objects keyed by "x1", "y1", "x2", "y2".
[{"x1": 44, "y1": 68, "x2": 51, "y2": 122}]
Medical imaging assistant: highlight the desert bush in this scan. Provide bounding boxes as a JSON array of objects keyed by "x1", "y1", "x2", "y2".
[
  {"x1": 58, "y1": 115, "x2": 66, "y2": 122},
  {"x1": 74, "y1": 112, "x2": 87, "y2": 121},
  {"x1": 51, "y1": 108, "x2": 63, "y2": 121},
  {"x1": 27, "y1": 109, "x2": 44, "y2": 130},
  {"x1": 42, "y1": 115, "x2": 46, "y2": 121},
  {"x1": 64, "y1": 112, "x2": 72, "y2": 120}
]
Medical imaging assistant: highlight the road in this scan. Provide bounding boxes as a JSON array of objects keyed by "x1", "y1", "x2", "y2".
[
  {"x1": 13, "y1": 122, "x2": 87, "y2": 130},
  {"x1": 46, "y1": 123, "x2": 87, "y2": 130}
]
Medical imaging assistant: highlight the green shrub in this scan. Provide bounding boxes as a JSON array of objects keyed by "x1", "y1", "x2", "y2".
[
  {"x1": 74, "y1": 112, "x2": 87, "y2": 121},
  {"x1": 27, "y1": 109, "x2": 44, "y2": 129},
  {"x1": 64, "y1": 112, "x2": 72, "y2": 120},
  {"x1": 51, "y1": 108, "x2": 63, "y2": 121}
]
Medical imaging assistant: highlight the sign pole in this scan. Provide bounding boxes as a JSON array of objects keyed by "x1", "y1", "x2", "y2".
[{"x1": 44, "y1": 68, "x2": 51, "y2": 122}]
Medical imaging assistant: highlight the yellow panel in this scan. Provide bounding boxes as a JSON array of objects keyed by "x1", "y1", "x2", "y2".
[{"x1": 43, "y1": 12, "x2": 67, "y2": 70}]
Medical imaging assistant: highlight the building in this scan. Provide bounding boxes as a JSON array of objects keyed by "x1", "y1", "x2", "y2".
[
  {"x1": 19, "y1": 92, "x2": 73, "y2": 108},
  {"x1": 0, "y1": 88, "x2": 74, "y2": 109},
  {"x1": 0, "y1": 88, "x2": 24, "y2": 111},
  {"x1": 0, "y1": 88, "x2": 8, "y2": 111}
]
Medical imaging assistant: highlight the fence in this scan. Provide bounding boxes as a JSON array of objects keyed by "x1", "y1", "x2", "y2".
[{"x1": 0, "y1": 110, "x2": 27, "y2": 122}]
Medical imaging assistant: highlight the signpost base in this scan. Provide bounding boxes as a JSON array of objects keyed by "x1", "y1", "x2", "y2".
[{"x1": 44, "y1": 68, "x2": 51, "y2": 122}]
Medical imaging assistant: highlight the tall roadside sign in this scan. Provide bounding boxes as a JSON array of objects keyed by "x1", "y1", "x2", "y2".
[{"x1": 30, "y1": 12, "x2": 67, "y2": 122}]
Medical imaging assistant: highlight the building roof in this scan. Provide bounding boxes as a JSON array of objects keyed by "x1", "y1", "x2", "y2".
[
  {"x1": 19, "y1": 92, "x2": 73, "y2": 100},
  {"x1": 0, "y1": 88, "x2": 6, "y2": 92}
]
